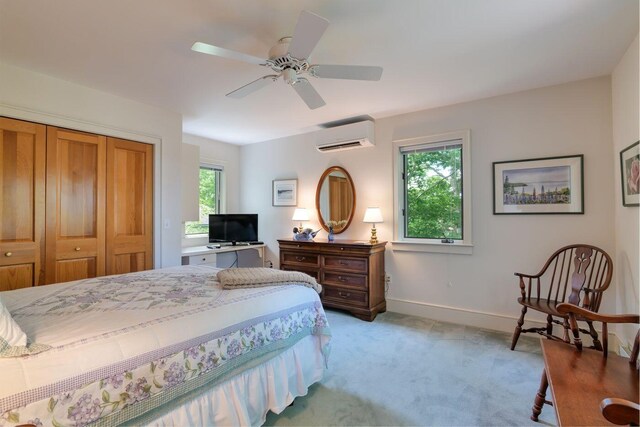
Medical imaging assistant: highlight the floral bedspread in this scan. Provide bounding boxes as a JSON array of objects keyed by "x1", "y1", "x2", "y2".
[{"x1": 0, "y1": 266, "x2": 331, "y2": 427}]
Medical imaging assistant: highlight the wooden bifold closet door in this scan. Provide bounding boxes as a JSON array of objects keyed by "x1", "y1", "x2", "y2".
[
  {"x1": 0, "y1": 118, "x2": 46, "y2": 290},
  {"x1": 45, "y1": 127, "x2": 106, "y2": 284},
  {"x1": 0, "y1": 117, "x2": 153, "y2": 287},
  {"x1": 106, "y1": 137, "x2": 153, "y2": 275}
]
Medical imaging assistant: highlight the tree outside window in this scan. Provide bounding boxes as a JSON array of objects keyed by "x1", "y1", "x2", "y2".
[{"x1": 404, "y1": 144, "x2": 463, "y2": 240}]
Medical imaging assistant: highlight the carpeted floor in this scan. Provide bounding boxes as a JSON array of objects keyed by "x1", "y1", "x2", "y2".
[{"x1": 265, "y1": 309, "x2": 557, "y2": 426}]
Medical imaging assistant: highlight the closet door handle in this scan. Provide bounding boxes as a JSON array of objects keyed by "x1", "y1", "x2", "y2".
[{"x1": 4, "y1": 252, "x2": 12, "y2": 257}]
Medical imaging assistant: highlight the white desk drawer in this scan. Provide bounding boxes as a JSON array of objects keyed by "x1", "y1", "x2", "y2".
[{"x1": 188, "y1": 253, "x2": 217, "y2": 266}]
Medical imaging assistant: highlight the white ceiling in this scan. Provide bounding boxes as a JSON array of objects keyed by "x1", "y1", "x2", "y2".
[{"x1": 0, "y1": 0, "x2": 637, "y2": 145}]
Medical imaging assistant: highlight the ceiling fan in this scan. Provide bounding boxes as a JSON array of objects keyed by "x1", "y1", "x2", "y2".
[{"x1": 191, "y1": 10, "x2": 383, "y2": 110}]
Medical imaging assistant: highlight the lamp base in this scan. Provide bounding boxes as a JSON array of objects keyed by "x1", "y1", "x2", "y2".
[{"x1": 369, "y1": 225, "x2": 378, "y2": 244}]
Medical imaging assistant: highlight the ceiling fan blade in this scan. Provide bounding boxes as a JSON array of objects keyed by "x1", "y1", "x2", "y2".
[
  {"x1": 287, "y1": 11, "x2": 329, "y2": 59},
  {"x1": 191, "y1": 42, "x2": 266, "y2": 66},
  {"x1": 292, "y1": 78, "x2": 326, "y2": 110},
  {"x1": 311, "y1": 64, "x2": 383, "y2": 81},
  {"x1": 226, "y1": 75, "x2": 278, "y2": 99}
]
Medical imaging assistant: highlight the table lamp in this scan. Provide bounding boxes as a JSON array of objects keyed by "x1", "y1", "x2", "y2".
[
  {"x1": 292, "y1": 208, "x2": 309, "y2": 230},
  {"x1": 363, "y1": 207, "x2": 383, "y2": 244}
]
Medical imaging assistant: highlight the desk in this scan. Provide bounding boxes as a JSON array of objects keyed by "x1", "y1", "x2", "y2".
[
  {"x1": 181, "y1": 244, "x2": 265, "y2": 268},
  {"x1": 533, "y1": 339, "x2": 639, "y2": 426}
]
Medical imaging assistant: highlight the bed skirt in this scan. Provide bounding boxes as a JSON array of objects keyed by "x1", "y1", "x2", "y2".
[{"x1": 132, "y1": 334, "x2": 326, "y2": 426}]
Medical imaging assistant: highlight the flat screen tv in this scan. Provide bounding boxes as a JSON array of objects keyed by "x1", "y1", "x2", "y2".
[{"x1": 209, "y1": 214, "x2": 258, "y2": 244}]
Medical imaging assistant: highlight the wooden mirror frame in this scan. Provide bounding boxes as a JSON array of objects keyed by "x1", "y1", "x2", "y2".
[{"x1": 315, "y1": 166, "x2": 356, "y2": 234}]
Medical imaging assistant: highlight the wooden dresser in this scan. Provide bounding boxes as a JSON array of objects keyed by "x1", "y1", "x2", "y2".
[{"x1": 277, "y1": 239, "x2": 387, "y2": 321}]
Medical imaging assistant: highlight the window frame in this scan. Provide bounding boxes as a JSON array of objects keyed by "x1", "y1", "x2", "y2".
[
  {"x1": 392, "y1": 130, "x2": 473, "y2": 255},
  {"x1": 184, "y1": 163, "x2": 223, "y2": 237}
]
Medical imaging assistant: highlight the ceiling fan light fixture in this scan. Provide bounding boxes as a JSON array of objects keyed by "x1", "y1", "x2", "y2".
[{"x1": 283, "y1": 68, "x2": 297, "y2": 84}]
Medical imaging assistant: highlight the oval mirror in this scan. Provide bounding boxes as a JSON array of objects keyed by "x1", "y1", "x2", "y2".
[{"x1": 315, "y1": 166, "x2": 356, "y2": 234}]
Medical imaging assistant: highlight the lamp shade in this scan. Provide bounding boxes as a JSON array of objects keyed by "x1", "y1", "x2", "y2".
[
  {"x1": 363, "y1": 207, "x2": 383, "y2": 223},
  {"x1": 291, "y1": 208, "x2": 310, "y2": 221}
]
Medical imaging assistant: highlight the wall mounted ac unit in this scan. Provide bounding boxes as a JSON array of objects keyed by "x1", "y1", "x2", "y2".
[{"x1": 315, "y1": 120, "x2": 375, "y2": 153}]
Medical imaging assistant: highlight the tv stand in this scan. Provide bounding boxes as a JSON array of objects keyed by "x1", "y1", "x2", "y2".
[{"x1": 181, "y1": 244, "x2": 266, "y2": 268}]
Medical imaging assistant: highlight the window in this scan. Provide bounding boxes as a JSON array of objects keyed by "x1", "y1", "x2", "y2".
[
  {"x1": 185, "y1": 165, "x2": 222, "y2": 235},
  {"x1": 394, "y1": 130, "x2": 472, "y2": 253}
]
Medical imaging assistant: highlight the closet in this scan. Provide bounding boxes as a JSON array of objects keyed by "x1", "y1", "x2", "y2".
[{"x1": 0, "y1": 117, "x2": 153, "y2": 290}]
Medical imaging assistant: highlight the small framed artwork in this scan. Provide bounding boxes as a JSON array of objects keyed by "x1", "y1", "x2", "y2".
[
  {"x1": 493, "y1": 154, "x2": 584, "y2": 214},
  {"x1": 272, "y1": 179, "x2": 297, "y2": 206},
  {"x1": 620, "y1": 140, "x2": 639, "y2": 207}
]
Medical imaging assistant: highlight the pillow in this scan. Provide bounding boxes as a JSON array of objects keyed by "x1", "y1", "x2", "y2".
[
  {"x1": 0, "y1": 294, "x2": 27, "y2": 348},
  {"x1": 0, "y1": 294, "x2": 49, "y2": 357}
]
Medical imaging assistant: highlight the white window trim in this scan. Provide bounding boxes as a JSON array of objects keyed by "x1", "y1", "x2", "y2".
[{"x1": 392, "y1": 129, "x2": 473, "y2": 255}]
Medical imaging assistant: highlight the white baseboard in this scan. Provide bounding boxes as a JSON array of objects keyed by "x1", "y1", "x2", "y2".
[{"x1": 387, "y1": 297, "x2": 623, "y2": 354}]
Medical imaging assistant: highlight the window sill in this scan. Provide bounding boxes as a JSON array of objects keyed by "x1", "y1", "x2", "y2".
[
  {"x1": 184, "y1": 233, "x2": 208, "y2": 239},
  {"x1": 391, "y1": 240, "x2": 473, "y2": 255}
]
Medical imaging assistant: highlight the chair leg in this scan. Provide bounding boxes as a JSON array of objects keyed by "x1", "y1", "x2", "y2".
[
  {"x1": 546, "y1": 314, "x2": 553, "y2": 338},
  {"x1": 511, "y1": 306, "x2": 527, "y2": 350},
  {"x1": 531, "y1": 369, "x2": 549, "y2": 422},
  {"x1": 586, "y1": 320, "x2": 603, "y2": 351},
  {"x1": 562, "y1": 318, "x2": 571, "y2": 343}
]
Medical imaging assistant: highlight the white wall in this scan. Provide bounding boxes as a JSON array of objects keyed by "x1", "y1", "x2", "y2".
[
  {"x1": 612, "y1": 34, "x2": 640, "y2": 348},
  {"x1": 0, "y1": 62, "x2": 183, "y2": 267},
  {"x1": 240, "y1": 76, "x2": 615, "y2": 332}
]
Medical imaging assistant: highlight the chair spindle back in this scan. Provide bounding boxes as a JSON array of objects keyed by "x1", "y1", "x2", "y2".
[{"x1": 527, "y1": 245, "x2": 612, "y2": 311}]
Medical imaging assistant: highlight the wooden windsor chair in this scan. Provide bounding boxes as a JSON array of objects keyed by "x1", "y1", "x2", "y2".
[{"x1": 510, "y1": 244, "x2": 612, "y2": 351}]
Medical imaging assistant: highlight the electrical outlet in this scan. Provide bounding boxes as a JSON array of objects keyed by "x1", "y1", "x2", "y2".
[
  {"x1": 385, "y1": 274, "x2": 391, "y2": 285},
  {"x1": 266, "y1": 260, "x2": 274, "y2": 268}
]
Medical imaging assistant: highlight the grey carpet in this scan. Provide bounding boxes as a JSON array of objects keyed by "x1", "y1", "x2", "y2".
[{"x1": 265, "y1": 309, "x2": 557, "y2": 426}]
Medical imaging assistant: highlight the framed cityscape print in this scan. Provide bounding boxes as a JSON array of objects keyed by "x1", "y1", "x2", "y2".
[
  {"x1": 620, "y1": 140, "x2": 639, "y2": 207},
  {"x1": 493, "y1": 154, "x2": 584, "y2": 214},
  {"x1": 272, "y1": 179, "x2": 297, "y2": 206}
]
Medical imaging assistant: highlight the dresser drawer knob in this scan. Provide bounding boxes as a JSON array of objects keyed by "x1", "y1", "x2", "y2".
[
  {"x1": 338, "y1": 276, "x2": 346, "y2": 282},
  {"x1": 295, "y1": 256, "x2": 306, "y2": 262},
  {"x1": 338, "y1": 291, "x2": 351, "y2": 298},
  {"x1": 75, "y1": 247, "x2": 81, "y2": 251},
  {"x1": 340, "y1": 247, "x2": 345, "y2": 251},
  {"x1": 202, "y1": 257, "x2": 207, "y2": 261},
  {"x1": 339, "y1": 261, "x2": 347, "y2": 265},
  {"x1": 4, "y1": 252, "x2": 12, "y2": 257}
]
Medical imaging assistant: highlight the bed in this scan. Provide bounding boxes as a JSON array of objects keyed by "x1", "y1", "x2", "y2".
[{"x1": 0, "y1": 265, "x2": 331, "y2": 426}]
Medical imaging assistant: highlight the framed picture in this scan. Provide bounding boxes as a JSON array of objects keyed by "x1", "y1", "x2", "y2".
[
  {"x1": 620, "y1": 140, "x2": 639, "y2": 207},
  {"x1": 272, "y1": 179, "x2": 297, "y2": 206},
  {"x1": 493, "y1": 154, "x2": 584, "y2": 214}
]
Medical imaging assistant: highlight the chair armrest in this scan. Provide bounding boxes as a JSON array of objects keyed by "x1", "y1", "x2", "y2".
[
  {"x1": 557, "y1": 303, "x2": 640, "y2": 324},
  {"x1": 600, "y1": 398, "x2": 640, "y2": 425},
  {"x1": 514, "y1": 272, "x2": 541, "y2": 279}
]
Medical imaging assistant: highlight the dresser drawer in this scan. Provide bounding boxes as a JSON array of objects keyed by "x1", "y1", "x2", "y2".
[
  {"x1": 188, "y1": 253, "x2": 217, "y2": 265},
  {"x1": 321, "y1": 244, "x2": 372, "y2": 256},
  {"x1": 281, "y1": 266, "x2": 320, "y2": 281},
  {"x1": 323, "y1": 286, "x2": 368, "y2": 307},
  {"x1": 279, "y1": 241, "x2": 316, "y2": 251},
  {"x1": 322, "y1": 271, "x2": 367, "y2": 289},
  {"x1": 323, "y1": 255, "x2": 367, "y2": 273},
  {"x1": 281, "y1": 251, "x2": 319, "y2": 267}
]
